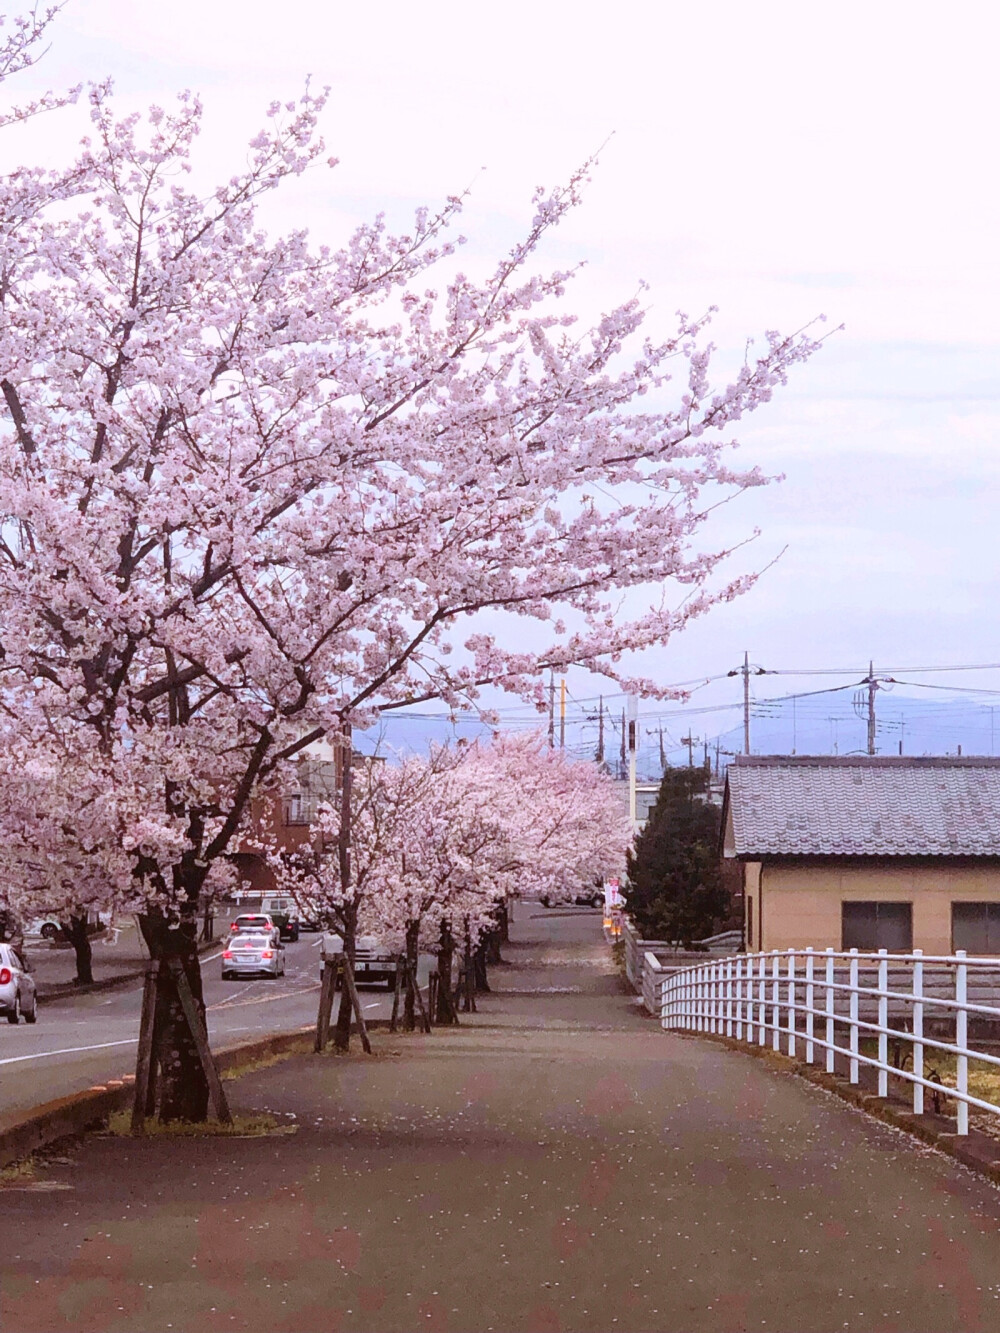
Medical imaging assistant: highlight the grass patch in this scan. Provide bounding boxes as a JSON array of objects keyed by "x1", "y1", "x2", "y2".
[
  {"x1": 0, "y1": 1157, "x2": 35, "y2": 1185},
  {"x1": 102, "y1": 1110, "x2": 297, "y2": 1138}
]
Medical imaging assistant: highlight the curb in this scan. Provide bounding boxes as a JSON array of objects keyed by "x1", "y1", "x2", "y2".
[
  {"x1": 0, "y1": 1025, "x2": 314, "y2": 1170},
  {"x1": 675, "y1": 1028, "x2": 1000, "y2": 1188}
]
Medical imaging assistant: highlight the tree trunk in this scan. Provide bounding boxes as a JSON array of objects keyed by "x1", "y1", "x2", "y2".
[
  {"x1": 473, "y1": 938, "x2": 490, "y2": 992},
  {"x1": 138, "y1": 903, "x2": 209, "y2": 1123},
  {"x1": 403, "y1": 920, "x2": 420, "y2": 1031},
  {"x1": 333, "y1": 899, "x2": 357, "y2": 1052},
  {"x1": 498, "y1": 898, "x2": 510, "y2": 944},
  {"x1": 436, "y1": 920, "x2": 455, "y2": 1024},
  {"x1": 62, "y1": 914, "x2": 94, "y2": 986},
  {"x1": 333, "y1": 718, "x2": 356, "y2": 1053}
]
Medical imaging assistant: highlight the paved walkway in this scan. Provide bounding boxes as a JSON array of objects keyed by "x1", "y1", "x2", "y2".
[{"x1": 4, "y1": 910, "x2": 1000, "y2": 1332}]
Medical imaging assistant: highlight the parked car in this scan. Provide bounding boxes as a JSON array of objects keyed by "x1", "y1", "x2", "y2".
[
  {"x1": 259, "y1": 895, "x2": 300, "y2": 942},
  {"x1": 320, "y1": 931, "x2": 397, "y2": 989},
  {"x1": 539, "y1": 891, "x2": 603, "y2": 908},
  {"x1": 229, "y1": 913, "x2": 280, "y2": 944},
  {"x1": 0, "y1": 942, "x2": 37, "y2": 1023},
  {"x1": 296, "y1": 896, "x2": 325, "y2": 932},
  {"x1": 221, "y1": 933, "x2": 285, "y2": 980},
  {"x1": 25, "y1": 918, "x2": 61, "y2": 940}
]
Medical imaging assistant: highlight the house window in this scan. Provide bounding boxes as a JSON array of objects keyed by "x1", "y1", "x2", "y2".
[
  {"x1": 842, "y1": 901, "x2": 912, "y2": 952},
  {"x1": 951, "y1": 903, "x2": 1000, "y2": 955},
  {"x1": 284, "y1": 794, "x2": 309, "y2": 826}
]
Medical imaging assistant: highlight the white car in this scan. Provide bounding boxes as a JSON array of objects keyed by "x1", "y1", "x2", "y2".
[
  {"x1": 221, "y1": 932, "x2": 285, "y2": 980},
  {"x1": 0, "y1": 942, "x2": 37, "y2": 1023}
]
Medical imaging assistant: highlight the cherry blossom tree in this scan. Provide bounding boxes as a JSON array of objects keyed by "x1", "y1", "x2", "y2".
[{"x1": 0, "y1": 10, "x2": 823, "y2": 1117}]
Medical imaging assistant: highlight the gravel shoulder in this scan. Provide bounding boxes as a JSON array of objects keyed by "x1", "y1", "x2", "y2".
[{"x1": 4, "y1": 910, "x2": 1000, "y2": 1333}]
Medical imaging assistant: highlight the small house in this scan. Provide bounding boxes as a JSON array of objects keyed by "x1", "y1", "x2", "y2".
[{"x1": 722, "y1": 755, "x2": 1000, "y2": 954}]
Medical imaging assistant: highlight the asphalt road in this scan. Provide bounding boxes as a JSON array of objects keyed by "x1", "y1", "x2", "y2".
[{"x1": 0, "y1": 928, "x2": 430, "y2": 1123}]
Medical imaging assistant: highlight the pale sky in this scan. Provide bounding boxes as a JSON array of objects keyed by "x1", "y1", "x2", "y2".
[{"x1": 8, "y1": 0, "x2": 1000, "y2": 757}]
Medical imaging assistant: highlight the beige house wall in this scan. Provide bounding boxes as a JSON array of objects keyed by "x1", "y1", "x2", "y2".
[{"x1": 759, "y1": 862, "x2": 1000, "y2": 953}]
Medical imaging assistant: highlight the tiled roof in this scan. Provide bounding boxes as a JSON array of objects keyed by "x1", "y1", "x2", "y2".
[{"x1": 725, "y1": 756, "x2": 1000, "y2": 858}]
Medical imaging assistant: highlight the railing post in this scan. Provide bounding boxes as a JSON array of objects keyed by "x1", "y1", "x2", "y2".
[
  {"x1": 805, "y1": 947, "x2": 815, "y2": 1064},
  {"x1": 710, "y1": 961, "x2": 717, "y2": 1034},
  {"x1": 877, "y1": 948, "x2": 888, "y2": 1099},
  {"x1": 912, "y1": 949, "x2": 923, "y2": 1114},
  {"x1": 825, "y1": 948, "x2": 835, "y2": 1074},
  {"x1": 771, "y1": 952, "x2": 781, "y2": 1052},
  {"x1": 956, "y1": 949, "x2": 969, "y2": 1135},
  {"x1": 726, "y1": 958, "x2": 734, "y2": 1037},
  {"x1": 758, "y1": 953, "x2": 767, "y2": 1045},
  {"x1": 849, "y1": 948, "x2": 859, "y2": 1084},
  {"x1": 787, "y1": 949, "x2": 796, "y2": 1057},
  {"x1": 736, "y1": 956, "x2": 744, "y2": 1041}
]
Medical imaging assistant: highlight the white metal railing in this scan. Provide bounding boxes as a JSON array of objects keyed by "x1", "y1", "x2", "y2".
[{"x1": 661, "y1": 948, "x2": 1000, "y2": 1135}]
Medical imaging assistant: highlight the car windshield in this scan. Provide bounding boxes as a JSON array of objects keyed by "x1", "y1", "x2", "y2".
[
  {"x1": 236, "y1": 917, "x2": 269, "y2": 928},
  {"x1": 231, "y1": 935, "x2": 270, "y2": 948}
]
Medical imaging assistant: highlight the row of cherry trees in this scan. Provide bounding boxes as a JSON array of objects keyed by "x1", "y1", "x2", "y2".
[
  {"x1": 0, "y1": 9, "x2": 822, "y2": 1117},
  {"x1": 270, "y1": 733, "x2": 630, "y2": 1033}
]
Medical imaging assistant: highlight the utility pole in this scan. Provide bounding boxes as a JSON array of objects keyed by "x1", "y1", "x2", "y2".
[
  {"x1": 727, "y1": 652, "x2": 769, "y2": 756},
  {"x1": 627, "y1": 695, "x2": 638, "y2": 830},
  {"x1": 559, "y1": 678, "x2": 566, "y2": 749},
  {"x1": 547, "y1": 669, "x2": 555, "y2": 748},
  {"x1": 659, "y1": 725, "x2": 666, "y2": 774},
  {"x1": 597, "y1": 696, "x2": 605, "y2": 765},
  {"x1": 619, "y1": 708, "x2": 626, "y2": 780},
  {"x1": 680, "y1": 733, "x2": 695, "y2": 768},
  {"x1": 714, "y1": 738, "x2": 721, "y2": 779},
  {"x1": 866, "y1": 660, "x2": 877, "y2": 757}
]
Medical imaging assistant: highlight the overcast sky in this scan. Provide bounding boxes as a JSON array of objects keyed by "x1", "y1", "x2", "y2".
[{"x1": 10, "y1": 0, "x2": 1000, "y2": 756}]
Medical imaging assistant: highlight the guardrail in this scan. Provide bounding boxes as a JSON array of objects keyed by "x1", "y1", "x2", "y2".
[{"x1": 662, "y1": 948, "x2": 1000, "y2": 1135}]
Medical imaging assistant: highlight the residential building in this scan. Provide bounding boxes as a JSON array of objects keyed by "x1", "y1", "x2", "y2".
[{"x1": 722, "y1": 755, "x2": 1000, "y2": 954}]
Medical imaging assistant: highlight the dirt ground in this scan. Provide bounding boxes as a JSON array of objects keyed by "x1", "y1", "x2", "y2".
[{"x1": 4, "y1": 909, "x2": 1000, "y2": 1332}]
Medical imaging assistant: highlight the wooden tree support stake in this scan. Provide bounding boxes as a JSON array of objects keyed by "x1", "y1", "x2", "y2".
[
  {"x1": 409, "y1": 961, "x2": 432, "y2": 1034},
  {"x1": 130, "y1": 960, "x2": 160, "y2": 1136},
  {"x1": 169, "y1": 959, "x2": 233, "y2": 1125},
  {"x1": 428, "y1": 971, "x2": 439, "y2": 1028},
  {"x1": 390, "y1": 955, "x2": 403, "y2": 1033},
  {"x1": 340, "y1": 955, "x2": 373, "y2": 1054},
  {"x1": 315, "y1": 959, "x2": 336, "y2": 1052}
]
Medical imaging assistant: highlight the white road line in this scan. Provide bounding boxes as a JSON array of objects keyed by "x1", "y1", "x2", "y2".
[{"x1": 0, "y1": 1037, "x2": 137, "y2": 1067}]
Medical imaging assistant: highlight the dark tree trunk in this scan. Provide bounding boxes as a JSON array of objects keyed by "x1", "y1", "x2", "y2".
[
  {"x1": 436, "y1": 920, "x2": 455, "y2": 1024},
  {"x1": 403, "y1": 920, "x2": 420, "y2": 1031},
  {"x1": 62, "y1": 914, "x2": 94, "y2": 986},
  {"x1": 333, "y1": 899, "x2": 357, "y2": 1052},
  {"x1": 473, "y1": 939, "x2": 490, "y2": 992},
  {"x1": 498, "y1": 898, "x2": 510, "y2": 944},
  {"x1": 333, "y1": 718, "x2": 356, "y2": 1053},
  {"x1": 138, "y1": 901, "x2": 209, "y2": 1123}
]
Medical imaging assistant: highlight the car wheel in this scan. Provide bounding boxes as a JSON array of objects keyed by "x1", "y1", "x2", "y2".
[
  {"x1": 6, "y1": 994, "x2": 20, "y2": 1024},
  {"x1": 23, "y1": 994, "x2": 37, "y2": 1023},
  {"x1": 386, "y1": 977, "x2": 397, "y2": 992},
  {"x1": 221, "y1": 970, "x2": 231, "y2": 980},
  {"x1": 40, "y1": 923, "x2": 59, "y2": 940}
]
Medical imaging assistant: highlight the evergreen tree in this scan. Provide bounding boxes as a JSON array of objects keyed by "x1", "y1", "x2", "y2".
[{"x1": 625, "y1": 765, "x2": 728, "y2": 945}]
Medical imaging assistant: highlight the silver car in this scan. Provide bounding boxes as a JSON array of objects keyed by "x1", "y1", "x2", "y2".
[
  {"x1": 0, "y1": 942, "x2": 37, "y2": 1023},
  {"x1": 221, "y1": 932, "x2": 285, "y2": 980}
]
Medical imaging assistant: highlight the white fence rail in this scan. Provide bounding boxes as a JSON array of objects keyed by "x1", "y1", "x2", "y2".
[{"x1": 662, "y1": 948, "x2": 1000, "y2": 1136}]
